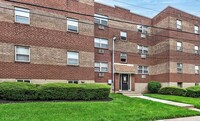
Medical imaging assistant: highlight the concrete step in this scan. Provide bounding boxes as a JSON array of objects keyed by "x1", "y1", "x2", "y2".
[{"x1": 120, "y1": 91, "x2": 143, "y2": 97}]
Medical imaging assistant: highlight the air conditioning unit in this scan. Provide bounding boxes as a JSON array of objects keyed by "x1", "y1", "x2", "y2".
[
  {"x1": 141, "y1": 54, "x2": 147, "y2": 59},
  {"x1": 99, "y1": 73, "x2": 105, "y2": 77},
  {"x1": 98, "y1": 49, "x2": 105, "y2": 54},
  {"x1": 141, "y1": 33, "x2": 146, "y2": 38},
  {"x1": 98, "y1": 25, "x2": 105, "y2": 30},
  {"x1": 108, "y1": 79, "x2": 112, "y2": 85},
  {"x1": 141, "y1": 75, "x2": 146, "y2": 79}
]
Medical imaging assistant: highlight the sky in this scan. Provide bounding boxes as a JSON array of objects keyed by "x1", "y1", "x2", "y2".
[{"x1": 95, "y1": 0, "x2": 200, "y2": 18}]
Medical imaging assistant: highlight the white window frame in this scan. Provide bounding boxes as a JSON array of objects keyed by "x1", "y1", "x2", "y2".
[
  {"x1": 67, "y1": 18, "x2": 78, "y2": 33},
  {"x1": 94, "y1": 38, "x2": 108, "y2": 49},
  {"x1": 138, "y1": 66, "x2": 149, "y2": 75},
  {"x1": 194, "y1": 25, "x2": 199, "y2": 34},
  {"x1": 195, "y1": 66, "x2": 199, "y2": 74},
  {"x1": 67, "y1": 51, "x2": 79, "y2": 66},
  {"x1": 137, "y1": 25, "x2": 148, "y2": 34},
  {"x1": 120, "y1": 31, "x2": 127, "y2": 41},
  {"x1": 177, "y1": 63, "x2": 183, "y2": 73},
  {"x1": 177, "y1": 20, "x2": 182, "y2": 30},
  {"x1": 15, "y1": 7, "x2": 30, "y2": 24},
  {"x1": 94, "y1": 14, "x2": 108, "y2": 26},
  {"x1": 120, "y1": 53, "x2": 127, "y2": 63},
  {"x1": 195, "y1": 46, "x2": 199, "y2": 54},
  {"x1": 138, "y1": 45, "x2": 148, "y2": 55},
  {"x1": 95, "y1": 62, "x2": 108, "y2": 72},
  {"x1": 177, "y1": 42, "x2": 183, "y2": 51},
  {"x1": 16, "y1": 79, "x2": 31, "y2": 83},
  {"x1": 15, "y1": 46, "x2": 30, "y2": 62}
]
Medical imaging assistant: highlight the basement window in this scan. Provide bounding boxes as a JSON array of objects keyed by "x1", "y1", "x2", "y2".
[
  {"x1": 68, "y1": 80, "x2": 79, "y2": 84},
  {"x1": 177, "y1": 82, "x2": 183, "y2": 88},
  {"x1": 67, "y1": 18, "x2": 78, "y2": 33},
  {"x1": 17, "y1": 80, "x2": 31, "y2": 83},
  {"x1": 15, "y1": 46, "x2": 30, "y2": 62},
  {"x1": 15, "y1": 7, "x2": 30, "y2": 24}
]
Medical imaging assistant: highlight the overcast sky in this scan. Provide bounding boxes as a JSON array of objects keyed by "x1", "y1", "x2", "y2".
[{"x1": 95, "y1": 0, "x2": 200, "y2": 18}]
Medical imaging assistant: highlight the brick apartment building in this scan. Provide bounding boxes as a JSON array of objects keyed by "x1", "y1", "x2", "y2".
[{"x1": 0, "y1": 0, "x2": 199, "y2": 93}]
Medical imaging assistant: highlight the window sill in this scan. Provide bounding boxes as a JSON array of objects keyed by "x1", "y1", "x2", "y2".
[
  {"x1": 67, "y1": 30, "x2": 79, "y2": 34},
  {"x1": 95, "y1": 47, "x2": 109, "y2": 50},
  {"x1": 67, "y1": 64, "x2": 79, "y2": 67},
  {"x1": 14, "y1": 22, "x2": 30, "y2": 26},
  {"x1": 15, "y1": 61, "x2": 30, "y2": 64}
]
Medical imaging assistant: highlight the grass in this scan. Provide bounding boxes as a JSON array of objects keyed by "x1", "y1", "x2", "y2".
[
  {"x1": 0, "y1": 94, "x2": 200, "y2": 121},
  {"x1": 145, "y1": 94, "x2": 200, "y2": 109}
]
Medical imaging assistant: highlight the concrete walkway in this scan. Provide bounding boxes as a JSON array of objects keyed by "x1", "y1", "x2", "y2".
[
  {"x1": 132, "y1": 96, "x2": 194, "y2": 108},
  {"x1": 129, "y1": 96, "x2": 200, "y2": 121},
  {"x1": 158, "y1": 116, "x2": 200, "y2": 121}
]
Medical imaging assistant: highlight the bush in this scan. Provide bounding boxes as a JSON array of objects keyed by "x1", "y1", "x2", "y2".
[
  {"x1": 0, "y1": 82, "x2": 110, "y2": 101},
  {"x1": 186, "y1": 86, "x2": 200, "y2": 98},
  {"x1": 0, "y1": 82, "x2": 38, "y2": 101},
  {"x1": 148, "y1": 81, "x2": 161, "y2": 93},
  {"x1": 158, "y1": 87, "x2": 187, "y2": 96},
  {"x1": 37, "y1": 83, "x2": 110, "y2": 101}
]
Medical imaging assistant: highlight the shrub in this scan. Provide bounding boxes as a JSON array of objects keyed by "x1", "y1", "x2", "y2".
[
  {"x1": 186, "y1": 86, "x2": 200, "y2": 98},
  {"x1": 148, "y1": 81, "x2": 161, "y2": 93},
  {"x1": 37, "y1": 83, "x2": 110, "y2": 101},
  {"x1": 0, "y1": 82, "x2": 38, "y2": 101},
  {"x1": 158, "y1": 87, "x2": 187, "y2": 96}
]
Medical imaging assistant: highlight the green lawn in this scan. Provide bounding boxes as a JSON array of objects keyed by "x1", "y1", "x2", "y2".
[
  {"x1": 0, "y1": 94, "x2": 200, "y2": 121},
  {"x1": 145, "y1": 94, "x2": 200, "y2": 109}
]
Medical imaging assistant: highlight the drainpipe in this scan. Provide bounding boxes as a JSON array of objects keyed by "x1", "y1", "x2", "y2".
[{"x1": 112, "y1": 36, "x2": 117, "y2": 93}]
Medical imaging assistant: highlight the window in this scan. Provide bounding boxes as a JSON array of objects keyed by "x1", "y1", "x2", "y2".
[
  {"x1": 177, "y1": 20, "x2": 182, "y2": 30},
  {"x1": 15, "y1": 46, "x2": 30, "y2": 62},
  {"x1": 195, "y1": 46, "x2": 199, "y2": 54},
  {"x1": 177, "y1": 42, "x2": 183, "y2": 51},
  {"x1": 67, "y1": 18, "x2": 78, "y2": 32},
  {"x1": 138, "y1": 66, "x2": 148, "y2": 74},
  {"x1": 120, "y1": 31, "x2": 127, "y2": 41},
  {"x1": 137, "y1": 25, "x2": 148, "y2": 34},
  {"x1": 177, "y1": 82, "x2": 183, "y2": 88},
  {"x1": 195, "y1": 66, "x2": 199, "y2": 74},
  {"x1": 194, "y1": 25, "x2": 199, "y2": 34},
  {"x1": 95, "y1": 62, "x2": 108, "y2": 72},
  {"x1": 177, "y1": 63, "x2": 183, "y2": 73},
  {"x1": 94, "y1": 14, "x2": 108, "y2": 26},
  {"x1": 195, "y1": 83, "x2": 199, "y2": 86},
  {"x1": 68, "y1": 80, "x2": 79, "y2": 84},
  {"x1": 94, "y1": 38, "x2": 108, "y2": 49},
  {"x1": 17, "y1": 80, "x2": 31, "y2": 83},
  {"x1": 67, "y1": 52, "x2": 79, "y2": 65},
  {"x1": 120, "y1": 53, "x2": 127, "y2": 63},
  {"x1": 15, "y1": 7, "x2": 30, "y2": 24},
  {"x1": 138, "y1": 45, "x2": 148, "y2": 55}
]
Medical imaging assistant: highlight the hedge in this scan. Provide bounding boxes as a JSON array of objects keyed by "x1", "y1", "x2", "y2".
[
  {"x1": 37, "y1": 83, "x2": 110, "y2": 100},
  {"x1": 0, "y1": 82, "x2": 38, "y2": 101},
  {"x1": 148, "y1": 81, "x2": 161, "y2": 93},
  {"x1": 186, "y1": 86, "x2": 200, "y2": 98},
  {"x1": 158, "y1": 87, "x2": 187, "y2": 96},
  {"x1": 0, "y1": 82, "x2": 110, "y2": 101}
]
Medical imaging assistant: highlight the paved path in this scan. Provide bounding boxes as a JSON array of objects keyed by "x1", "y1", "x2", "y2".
[
  {"x1": 132, "y1": 96, "x2": 194, "y2": 108},
  {"x1": 157, "y1": 116, "x2": 200, "y2": 121},
  {"x1": 130, "y1": 96, "x2": 200, "y2": 121}
]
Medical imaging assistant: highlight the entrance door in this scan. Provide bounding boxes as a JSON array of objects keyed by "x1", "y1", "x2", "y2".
[{"x1": 121, "y1": 74, "x2": 129, "y2": 91}]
